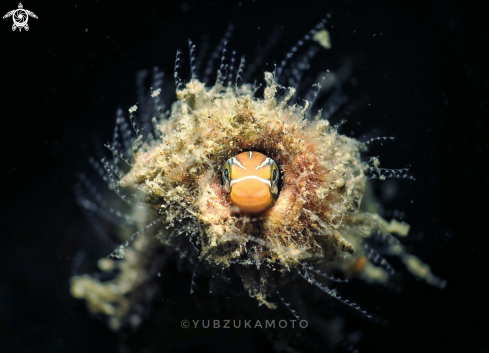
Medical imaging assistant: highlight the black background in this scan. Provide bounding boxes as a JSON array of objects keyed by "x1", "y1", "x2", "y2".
[{"x1": 1, "y1": 0, "x2": 487, "y2": 352}]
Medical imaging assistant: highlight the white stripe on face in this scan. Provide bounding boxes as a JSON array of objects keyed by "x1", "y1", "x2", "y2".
[
  {"x1": 232, "y1": 157, "x2": 247, "y2": 170},
  {"x1": 249, "y1": 151, "x2": 253, "y2": 161},
  {"x1": 230, "y1": 175, "x2": 271, "y2": 187},
  {"x1": 255, "y1": 157, "x2": 271, "y2": 170}
]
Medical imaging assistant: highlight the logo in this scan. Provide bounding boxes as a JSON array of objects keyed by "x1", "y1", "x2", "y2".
[{"x1": 3, "y1": 3, "x2": 37, "y2": 32}]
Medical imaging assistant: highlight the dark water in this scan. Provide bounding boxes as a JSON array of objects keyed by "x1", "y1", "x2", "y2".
[{"x1": 1, "y1": 0, "x2": 487, "y2": 352}]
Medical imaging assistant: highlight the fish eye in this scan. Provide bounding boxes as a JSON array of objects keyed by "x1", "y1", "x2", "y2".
[
  {"x1": 272, "y1": 168, "x2": 278, "y2": 182},
  {"x1": 224, "y1": 167, "x2": 229, "y2": 181}
]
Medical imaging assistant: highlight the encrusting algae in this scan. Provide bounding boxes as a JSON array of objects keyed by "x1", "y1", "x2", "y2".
[{"x1": 71, "y1": 26, "x2": 445, "y2": 333}]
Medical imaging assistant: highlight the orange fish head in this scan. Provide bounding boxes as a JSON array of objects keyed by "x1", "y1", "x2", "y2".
[{"x1": 222, "y1": 151, "x2": 280, "y2": 215}]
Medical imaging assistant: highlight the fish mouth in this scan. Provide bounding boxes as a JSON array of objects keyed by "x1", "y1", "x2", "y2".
[{"x1": 229, "y1": 179, "x2": 273, "y2": 214}]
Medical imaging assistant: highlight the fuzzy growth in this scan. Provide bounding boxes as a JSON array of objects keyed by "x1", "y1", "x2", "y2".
[
  {"x1": 115, "y1": 72, "x2": 366, "y2": 302},
  {"x1": 71, "y1": 68, "x2": 445, "y2": 325}
]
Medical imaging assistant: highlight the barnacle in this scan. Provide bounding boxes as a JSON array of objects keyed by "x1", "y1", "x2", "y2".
[{"x1": 71, "y1": 21, "x2": 445, "y2": 338}]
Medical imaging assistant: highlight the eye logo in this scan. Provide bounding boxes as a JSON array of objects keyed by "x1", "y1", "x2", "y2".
[{"x1": 3, "y1": 3, "x2": 37, "y2": 32}]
